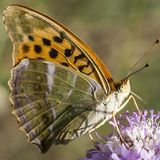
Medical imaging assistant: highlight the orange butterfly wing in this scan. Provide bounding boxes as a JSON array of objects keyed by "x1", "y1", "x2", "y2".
[{"x1": 4, "y1": 4, "x2": 113, "y2": 93}]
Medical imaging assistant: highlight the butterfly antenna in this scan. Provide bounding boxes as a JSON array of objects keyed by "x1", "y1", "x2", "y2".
[
  {"x1": 125, "y1": 62, "x2": 149, "y2": 78},
  {"x1": 125, "y1": 39, "x2": 160, "y2": 78}
]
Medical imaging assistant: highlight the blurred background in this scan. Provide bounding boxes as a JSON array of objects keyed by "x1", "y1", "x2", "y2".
[{"x1": 0, "y1": 0, "x2": 160, "y2": 160}]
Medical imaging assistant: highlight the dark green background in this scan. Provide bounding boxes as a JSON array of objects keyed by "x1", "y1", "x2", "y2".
[{"x1": 0, "y1": 0, "x2": 160, "y2": 160}]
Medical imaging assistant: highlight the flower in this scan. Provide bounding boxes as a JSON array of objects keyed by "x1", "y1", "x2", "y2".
[{"x1": 80, "y1": 110, "x2": 160, "y2": 160}]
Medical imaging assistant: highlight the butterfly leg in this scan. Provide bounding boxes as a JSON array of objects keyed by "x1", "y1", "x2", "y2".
[
  {"x1": 130, "y1": 95, "x2": 141, "y2": 114},
  {"x1": 88, "y1": 119, "x2": 108, "y2": 143},
  {"x1": 88, "y1": 131, "x2": 106, "y2": 146},
  {"x1": 112, "y1": 112, "x2": 126, "y2": 143},
  {"x1": 88, "y1": 130, "x2": 104, "y2": 144},
  {"x1": 88, "y1": 131, "x2": 94, "y2": 142},
  {"x1": 117, "y1": 95, "x2": 141, "y2": 115},
  {"x1": 112, "y1": 112, "x2": 130, "y2": 149},
  {"x1": 127, "y1": 95, "x2": 141, "y2": 114}
]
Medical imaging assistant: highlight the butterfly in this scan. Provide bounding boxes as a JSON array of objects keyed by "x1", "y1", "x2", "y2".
[{"x1": 3, "y1": 5, "x2": 135, "y2": 153}]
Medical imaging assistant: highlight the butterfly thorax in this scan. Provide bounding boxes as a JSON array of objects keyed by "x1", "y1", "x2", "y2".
[
  {"x1": 103, "y1": 79, "x2": 131, "y2": 115},
  {"x1": 82, "y1": 79, "x2": 131, "y2": 134}
]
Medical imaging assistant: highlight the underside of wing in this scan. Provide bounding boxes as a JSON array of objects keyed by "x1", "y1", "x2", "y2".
[
  {"x1": 9, "y1": 59, "x2": 106, "y2": 152},
  {"x1": 3, "y1": 5, "x2": 113, "y2": 93}
]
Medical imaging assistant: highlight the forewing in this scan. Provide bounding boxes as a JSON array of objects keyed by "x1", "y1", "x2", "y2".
[
  {"x1": 9, "y1": 59, "x2": 106, "y2": 152},
  {"x1": 3, "y1": 5, "x2": 113, "y2": 93}
]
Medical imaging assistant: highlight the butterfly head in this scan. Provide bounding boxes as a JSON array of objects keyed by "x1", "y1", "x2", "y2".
[{"x1": 114, "y1": 78, "x2": 131, "y2": 95}]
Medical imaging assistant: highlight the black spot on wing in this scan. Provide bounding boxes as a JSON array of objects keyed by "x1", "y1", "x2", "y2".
[
  {"x1": 74, "y1": 53, "x2": 85, "y2": 63},
  {"x1": 64, "y1": 45, "x2": 75, "y2": 57},
  {"x1": 49, "y1": 48, "x2": 58, "y2": 58},
  {"x1": 60, "y1": 31, "x2": 66, "y2": 39},
  {"x1": 78, "y1": 61, "x2": 94, "y2": 75},
  {"x1": 28, "y1": 35, "x2": 34, "y2": 41},
  {"x1": 54, "y1": 36, "x2": 63, "y2": 43},
  {"x1": 34, "y1": 45, "x2": 42, "y2": 54},
  {"x1": 61, "y1": 62, "x2": 69, "y2": 67},
  {"x1": 42, "y1": 38, "x2": 51, "y2": 46},
  {"x1": 64, "y1": 49, "x2": 72, "y2": 57},
  {"x1": 78, "y1": 63, "x2": 89, "y2": 72},
  {"x1": 22, "y1": 44, "x2": 30, "y2": 53}
]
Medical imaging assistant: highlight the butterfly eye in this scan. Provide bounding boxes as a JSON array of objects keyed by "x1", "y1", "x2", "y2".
[{"x1": 119, "y1": 85, "x2": 124, "y2": 92}]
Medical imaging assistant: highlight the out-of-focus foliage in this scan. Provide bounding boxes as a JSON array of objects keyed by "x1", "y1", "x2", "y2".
[{"x1": 0, "y1": 0, "x2": 160, "y2": 160}]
